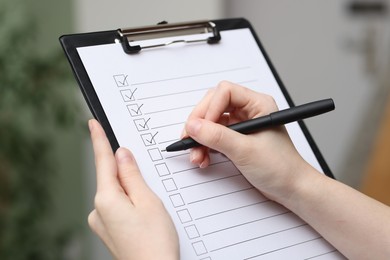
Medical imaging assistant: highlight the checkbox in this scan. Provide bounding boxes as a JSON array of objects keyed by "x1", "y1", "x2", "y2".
[
  {"x1": 169, "y1": 193, "x2": 185, "y2": 208},
  {"x1": 127, "y1": 104, "x2": 143, "y2": 117},
  {"x1": 177, "y1": 209, "x2": 192, "y2": 223},
  {"x1": 134, "y1": 118, "x2": 150, "y2": 131},
  {"x1": 141, "y1": 132, "x2": 158, "y2": 146},
  {"x1": 155, "y1": 163, "x2": 170, "y2": 177},
  {"x1": 113, "y1": 74, "x2": 129, "y2": 87},
  {"x1": 185, "y1": 225, "x2": 200, "y2": 239},
  {"x1": 120, "y1": 89, "x2": 137, "y2": 102},
  {"x1": 147, "y1": 148, "x2": 163, "y2": 161},
  {"x1": 192, "y1": 241, "x2": 207, "y2": 256},
  {"x1": 162, "y1": 178, "x2": 177, "y2": 192}
]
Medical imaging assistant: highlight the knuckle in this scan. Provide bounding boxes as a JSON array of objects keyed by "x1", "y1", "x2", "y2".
[
  {"x1": 87, "y1": 211, "x2": 97, "y2": 230},
  {"x1": 217, "y1": 81, "x2": 233, "y2": 93},
  {"x1": 94, "y1": 192, "x2": 115, "y2": 212}
]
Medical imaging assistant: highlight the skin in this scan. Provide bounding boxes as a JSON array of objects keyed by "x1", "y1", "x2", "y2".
[
  {"x1": 88, "y1": 119, "x2": 179, "y2": 260},
  {"x1": 88, "y1": 81, "x2": 390, "y2": 260}
]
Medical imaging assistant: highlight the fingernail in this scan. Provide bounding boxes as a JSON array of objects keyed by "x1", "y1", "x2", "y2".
[
  {"x1": 116, "y1": 147, "x2": 133, "y2": 163},
  {"x1": 190, "y1": 150, "x2": 196, "y2": 163},
  {"x1": 186, "y1": 119, "x2": 202, "y2": 136},
  {"x1": 199, "y1": 161, "x2": 207, "y2": 169}
]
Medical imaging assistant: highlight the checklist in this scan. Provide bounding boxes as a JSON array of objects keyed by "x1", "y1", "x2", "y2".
[{"x1": 77, "y1": 28, "x2": 344, "y2": 259}]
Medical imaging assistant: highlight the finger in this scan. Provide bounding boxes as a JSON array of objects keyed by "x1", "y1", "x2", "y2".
[
  {"x1": 204, "y1": 81, "x2": 268, "y2": 122},
  {"x1": 182, "y1": 88, "x2": 215, "y2": 138},
  {"x1": 115, "y1": 147, "x2": 155, "y2": 205},
  {"x1": 89, "y1": 119, "x2": 121, "y2": 193},
  {"x1": 189, "y1": 146, "x2": 210, "y2": 168},
  {"x1": 185, "y1": 118, "x2": 249, "y2": 161}
]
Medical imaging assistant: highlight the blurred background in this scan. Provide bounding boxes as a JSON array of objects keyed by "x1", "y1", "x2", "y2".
[{"x1": 1, "y1": 0, "x2": 389, "y2": 259}]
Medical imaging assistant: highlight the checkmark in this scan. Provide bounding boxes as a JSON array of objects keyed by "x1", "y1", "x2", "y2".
[
  {"x1": 139, "y1": 118, "x2": 150, "y2": 129},
  {"x1": 131, "y1": 103, "x2": 143, "y2": 114},
  {"x1": 134, "y1": 118, "x2": 150, "y2": 131},
  {"x1": 114, "y1": 74, "x2": 129, "y2": 87},
  {"x1": 146, "y1": 132, "x2": 158, "y2": 144},
  {"x1": 119, "y1": 75, "x2": 128, "y2": 86},
  {"x1": 120, "y1": 88, "x2": 137, "y2": 102},
  {"x1": 141, "y1": 132, "x2": 158, "y2": 146},
  {"x1": 127, "y1": 104, "x2": 143, "y2": 116}
]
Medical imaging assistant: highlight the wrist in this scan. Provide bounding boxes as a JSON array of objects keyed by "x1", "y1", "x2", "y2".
[
  {"x1": 279, "y1": 162, "x2": 327, "y2": 212},
  {"x1": 265, "y1": 159, "x2": 322, "y2": 208}
]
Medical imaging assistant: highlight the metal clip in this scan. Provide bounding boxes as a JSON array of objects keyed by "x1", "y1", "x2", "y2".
[{"x1": 117, "y1": 20, "x2": 221, "y2": 54}]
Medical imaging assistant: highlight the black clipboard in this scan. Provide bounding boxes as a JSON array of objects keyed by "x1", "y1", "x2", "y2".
[
  {"x1": 60, "y1": 18, "x2": 342, "y2": 260},
  {"x1": 60, "y1": 18, "x2": 333, "y2": 179},
  {"x1": 59, "y1": 18, "x2": 345, "y2": 259}
]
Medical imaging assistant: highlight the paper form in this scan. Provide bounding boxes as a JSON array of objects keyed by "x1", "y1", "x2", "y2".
[{"x1": 77, "y1": 28, "x2": 345, "y2": 259}]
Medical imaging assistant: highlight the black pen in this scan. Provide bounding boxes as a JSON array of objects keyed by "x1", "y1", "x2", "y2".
[{"x1": 163, "y1": 98, "x2": 335, "y2": 152}]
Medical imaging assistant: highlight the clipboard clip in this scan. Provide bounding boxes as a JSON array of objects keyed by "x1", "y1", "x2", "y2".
[{"x1": 117, "y1": 20, "x2": 221, "y2": 54}]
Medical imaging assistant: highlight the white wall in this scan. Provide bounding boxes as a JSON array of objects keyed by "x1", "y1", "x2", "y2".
[
  {"x1": 226, "y1": 0, "x2": 390, "y2": 186},
  {"x1": 74, "y1": 0, "x2": 224, "y2": 32}
]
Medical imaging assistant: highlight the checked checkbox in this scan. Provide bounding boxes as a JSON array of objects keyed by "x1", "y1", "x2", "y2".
[
  {"x1": 134, "y1": 118, "x2": 150, "y2": 131},
  {"x1": 127, "y1": 104, "x2": 143, "y2": 117},
  {"x1": 120, "y1": 88, "x2": 137, "y2": 102},
  {"x1": 113, "y1": 74, "x2": 129, "y2": 87},
  {"x1": 141, "y1": 132, "x2": 158, "y2": 146}
]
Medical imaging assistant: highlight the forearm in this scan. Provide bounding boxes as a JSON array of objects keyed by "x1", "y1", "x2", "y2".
[{"x1": 281, "y1": 165, "x2": 390, "y2": 259}]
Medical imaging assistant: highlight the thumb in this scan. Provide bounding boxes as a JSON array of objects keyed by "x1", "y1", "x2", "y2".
[
  {"x1": 115, "y1": 147, "x2": 153, "y2": 204},
  {"x1": 185, "y1": 119, "x2": 248, "y2": 160}
]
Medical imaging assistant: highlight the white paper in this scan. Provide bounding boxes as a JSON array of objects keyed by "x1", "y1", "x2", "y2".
[{"x1": 77, "y1": 28, "x2": 345, "y2": 259}]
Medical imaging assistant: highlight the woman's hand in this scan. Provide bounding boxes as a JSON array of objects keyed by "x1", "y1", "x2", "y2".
[
  {"x1": 183, "y1": 81, "x2": 311, "y2": 202},
  {"x1": 88, "y1": 119, "x2": 179, "y2": 260}
]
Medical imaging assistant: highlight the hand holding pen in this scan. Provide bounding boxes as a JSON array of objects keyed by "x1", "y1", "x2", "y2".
[{"x1": 164, "y1": 97, "x2": 334, "y2": 152}]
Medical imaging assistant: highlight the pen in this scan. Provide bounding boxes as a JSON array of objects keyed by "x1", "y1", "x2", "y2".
[{"x1": 163, "y1": 98, "x2": 335, "y2": 152}]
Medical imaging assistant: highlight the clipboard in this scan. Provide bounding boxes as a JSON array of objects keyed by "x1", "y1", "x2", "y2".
[{"x1": 60, "y1": 18, "x2": 344, "y2": 259}]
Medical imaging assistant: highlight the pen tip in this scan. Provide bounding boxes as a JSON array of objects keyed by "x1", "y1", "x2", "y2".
[{"x1": 161, "y1": 149, "x2": 166, "y2": 152}]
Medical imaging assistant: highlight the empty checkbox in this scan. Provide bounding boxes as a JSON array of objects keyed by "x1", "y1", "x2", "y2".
[
  {"x1": 147, "y1": 148, "x2": 163, "y2": 161},
  {"x1": 169, "y1": 193, "x2": 185, "y2": 208},
  {"x1": 155, "y1": 163, "x2": 170, "y2": 177},
  {"x1": 162, "y1": 178, "x2": 177, "y2": 192},
  {"x1": 185, "y1": 225, "x2": 200, "y2": 239},
  {"x1": 192, "y1": 241, "x2": 207, "y2": 256},
  {"x1": 177, "y1": 209, "x2": 192, "y2": 223}
]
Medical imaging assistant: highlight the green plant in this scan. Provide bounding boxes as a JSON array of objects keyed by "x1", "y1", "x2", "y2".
[{"x1": 0, "y1": 1, "x2": 80, "y2": 259}]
